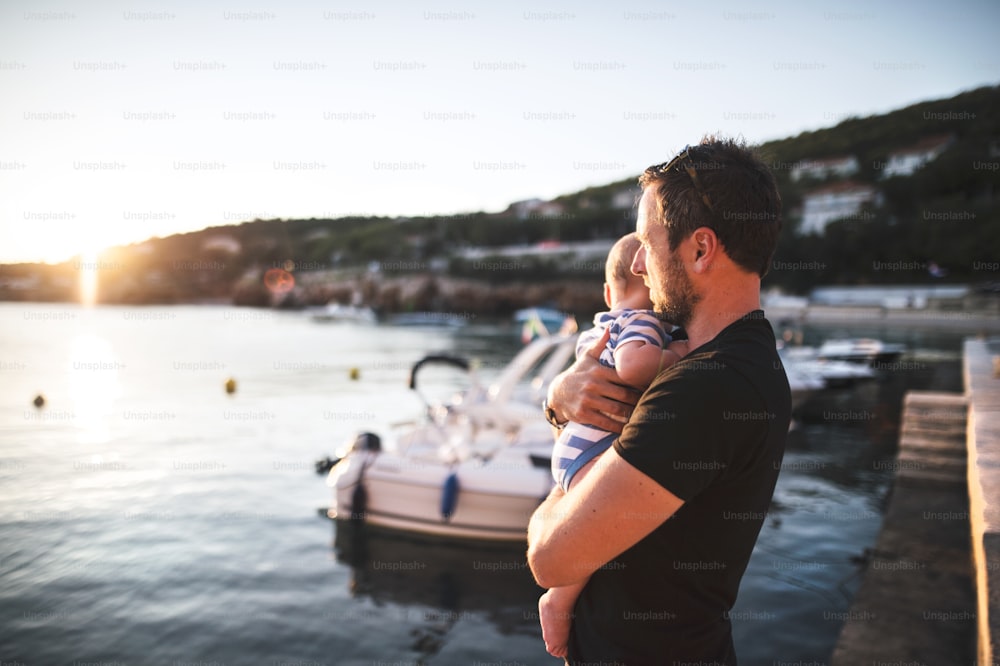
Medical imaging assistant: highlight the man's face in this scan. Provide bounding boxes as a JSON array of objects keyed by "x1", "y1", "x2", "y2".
[{"x1": 632, "y1": 188, "x2": 700, "y2": 328}]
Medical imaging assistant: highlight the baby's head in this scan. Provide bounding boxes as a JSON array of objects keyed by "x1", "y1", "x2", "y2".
[{"x1": 604, "y1": 232, "x2": 653, "y2": 310}]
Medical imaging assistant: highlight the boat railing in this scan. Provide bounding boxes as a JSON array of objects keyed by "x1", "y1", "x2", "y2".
[
  {"x1": 486, "y1": 334, "x2": 577, "y2": 405},
  {"x1": 395, "y1": 333, "x2": 576, "y2": 461}
]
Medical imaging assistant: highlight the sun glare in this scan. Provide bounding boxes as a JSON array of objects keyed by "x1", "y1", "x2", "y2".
[{"x1": 79, "y1": 249, "x2": 99, "y2": 307}]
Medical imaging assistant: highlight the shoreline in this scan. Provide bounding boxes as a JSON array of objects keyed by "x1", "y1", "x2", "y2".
[
  {"x1": 765, "y1": 304, "x2": 1000, "y2": 333},
  {"x1": 2, "y1": 299, "x2": 998, "y2": 333}
]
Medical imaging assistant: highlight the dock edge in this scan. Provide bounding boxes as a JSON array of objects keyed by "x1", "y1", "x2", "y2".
[{"x1": 965, "y1": 337, "x2": 1000, "y2": 666}]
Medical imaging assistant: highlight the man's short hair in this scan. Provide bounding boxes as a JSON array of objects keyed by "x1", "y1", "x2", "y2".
[{"x1": 639, "y1": 136, "x2": 782, "y2": 277}]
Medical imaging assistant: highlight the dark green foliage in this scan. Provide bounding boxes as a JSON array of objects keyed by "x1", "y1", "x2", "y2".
[{"x1": 763, "y1": 84, "x2": 1000, "y2": 293}]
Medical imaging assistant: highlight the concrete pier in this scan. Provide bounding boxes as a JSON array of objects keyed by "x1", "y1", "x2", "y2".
[
  {"x1": 831, "y1": 337, "x2": 1000, "y2": 665},
  {"x1": 831, "y1": 391, "x2": 976, "y2": 665},
  {"x1": 765, "y1": 304, "x2": 1000, "y2": 333}
]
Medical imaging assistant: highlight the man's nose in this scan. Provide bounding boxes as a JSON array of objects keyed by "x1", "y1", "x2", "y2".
[{"x1": 631, "y1": 246, "x2": 646, "y2": 275}]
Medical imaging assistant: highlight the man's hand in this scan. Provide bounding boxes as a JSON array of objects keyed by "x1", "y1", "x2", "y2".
[{"x1": 547, "y1": 329, "x2": 641, "y2": 434}]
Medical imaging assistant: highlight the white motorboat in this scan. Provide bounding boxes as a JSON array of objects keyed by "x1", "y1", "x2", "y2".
[
  {"x1": 815, "y1": 338, "x2": 905, "y2": 366},
  {"x1": 779, "y1": 346, "x2": 876, "y2": 389},
  {"x1": 388, "y1": 311, "x2": 469, "y2": 328},
  {"x1": 778, "y1": 349, "x2": 828, "y2": 411},
  {"x1": 320, "y1": 334, "x2": 577, "y2": 542},
  {"x1": 310, "y1": 303, "x2": 377, "y2": 324}
]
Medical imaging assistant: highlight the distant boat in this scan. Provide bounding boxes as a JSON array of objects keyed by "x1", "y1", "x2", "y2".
[
  {"x1": 780, "y1": 346, "x2": 876, "y2": 389},
  {"x1": 514, "y1": 306, "x2": 575, "y2": 343},
  {"x1": 778, "y1": 349, "x2": 828, "y2": 410},
  {"x1": 310, "y1": 303, "x2": 377, "y2": 324},
  {"x1": 815, "y1": 338, "x2": 905, "y2": 366},
  {"x1": 388, "y1": 311, "x2": 469, "y2": 328}
]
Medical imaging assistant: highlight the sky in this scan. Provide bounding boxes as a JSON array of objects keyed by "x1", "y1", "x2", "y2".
[{"x1": 0, "y1": 0, "x2": 997, "y2": 264}]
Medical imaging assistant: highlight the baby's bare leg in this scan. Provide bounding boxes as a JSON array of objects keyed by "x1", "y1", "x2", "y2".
[
  {"x1": 539, "y1": 584, "x2": 581, "y2": 658},
  {"x1": 539, "y1": 454, "x2": 601, "y2": 657}
]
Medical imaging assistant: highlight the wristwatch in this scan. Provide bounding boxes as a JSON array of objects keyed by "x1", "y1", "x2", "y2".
[{"x1": 542, "y1": 399, "x2": 568, "y2": 430}]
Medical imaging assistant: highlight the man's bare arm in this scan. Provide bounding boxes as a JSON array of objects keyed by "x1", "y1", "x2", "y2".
[{"x1": 528, "y1": 447, "x2": 684, "y2": 588}]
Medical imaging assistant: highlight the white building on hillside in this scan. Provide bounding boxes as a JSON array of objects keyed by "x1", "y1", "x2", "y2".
[
  {"x1": 791, "y1": 155, "x2": 859, "y2": 182},
  {"x1": 456, "y1": 239, "x2": 614, "y2": 262},
  {"x1": 202, "y1": 235, "x2": 242, "y2": 254},
  {"x1": 611, "y1": 188, "x2": 639, "y2": 210},
  {"x1": 880, "y1": 134, "x2": 954, "y2": 179},
  {"x1": 509, "y1": 198, "x2": 566, "y2": 220},
  {"x1": 800, "y1": 181, "x2": 878, "y2": 234}
]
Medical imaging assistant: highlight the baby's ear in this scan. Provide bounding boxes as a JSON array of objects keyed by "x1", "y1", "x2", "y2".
[{"x1": 603, "y1": 282, "x2": 612, "y2": 308}]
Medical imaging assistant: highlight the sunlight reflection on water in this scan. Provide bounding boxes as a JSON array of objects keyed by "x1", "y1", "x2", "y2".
[{"x1": 68, "y1": 333, "x2": 121, "y2": 444}]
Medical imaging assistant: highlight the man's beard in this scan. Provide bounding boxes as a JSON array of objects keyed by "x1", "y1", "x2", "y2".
[{"x1": 653, "y1": 252, "x2": 700, "y2": 329}]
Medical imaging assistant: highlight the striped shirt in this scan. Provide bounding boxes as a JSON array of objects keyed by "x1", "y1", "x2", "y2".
[{"x1": 552, "y1": 309, "x2": 669, "y2": 491}]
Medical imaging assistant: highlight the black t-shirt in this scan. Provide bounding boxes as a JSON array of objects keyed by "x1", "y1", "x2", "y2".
[{"x1": 567, "y1": 311, "x2": 791, "y2": 666}]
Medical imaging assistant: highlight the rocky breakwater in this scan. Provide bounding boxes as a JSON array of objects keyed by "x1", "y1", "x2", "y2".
[{"x1": 235, "y1": 270, "x2": 606, "y2": 319}]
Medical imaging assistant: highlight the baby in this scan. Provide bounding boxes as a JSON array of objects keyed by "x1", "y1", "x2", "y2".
[{"x1": 541, "y1": 232, "x2": 689, "y2": 658}]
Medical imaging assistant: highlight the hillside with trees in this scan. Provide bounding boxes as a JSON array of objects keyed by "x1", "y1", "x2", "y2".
[{"x1": 761, "y1": 84, "x2": 1000, "y2": 292}]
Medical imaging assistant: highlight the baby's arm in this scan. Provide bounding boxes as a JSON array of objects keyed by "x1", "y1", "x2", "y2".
[
  {"x1": 661, "y1": 339, "x2": 690, "y2": 369},
  {"x1": 614, "y1": 315, "x2": 691, "y2": 389},
  {"x1": 614, "y1": 338, "x2": 670, "y2": 389}
]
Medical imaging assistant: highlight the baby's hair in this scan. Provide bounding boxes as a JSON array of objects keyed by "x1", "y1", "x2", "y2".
[{"x1": 606, "y1": 232, "x2": 642, "y2": 285}]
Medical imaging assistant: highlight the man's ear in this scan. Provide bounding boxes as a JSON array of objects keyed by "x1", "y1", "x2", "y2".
[{"x1": 690, "y1": 227, "x2": 719, "y2": 274}]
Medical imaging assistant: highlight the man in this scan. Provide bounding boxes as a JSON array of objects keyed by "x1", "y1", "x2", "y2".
[{"x1": 528, "y1": 136, "x2": 791, "y2": 665}]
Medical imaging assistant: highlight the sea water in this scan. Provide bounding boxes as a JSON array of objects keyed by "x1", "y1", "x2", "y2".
[{"x1": 0, "y1": 303, "x2": 965, "y2": 665}]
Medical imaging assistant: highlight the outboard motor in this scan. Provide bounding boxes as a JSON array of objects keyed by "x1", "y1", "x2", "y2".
[
  {"x1": 315, "y1": 456, "x2": 339, "y2": 475},
  {"x1": 349, "y1": 432, "x2": 382, "y2": 522},
  {"x1": 351, "y1": 431, "x2": 382, "y2": 453},
  {"x1": 315, "y1": 432, "x2": 382, "y2": 475}
]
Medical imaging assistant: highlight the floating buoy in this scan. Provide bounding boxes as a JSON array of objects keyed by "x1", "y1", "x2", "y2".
[
  {"x1": 225, "y1": 378, "x2": 237, "y2": 394},
  {"x1": 440, "y1": 471, "x2": 460, "y2": 521},
  {"x1": 349, "y1": 367, "x2": 360, "y2": 381},
  {"x1": 33, "y1": 394, "x2": 45, "y2": 409}
]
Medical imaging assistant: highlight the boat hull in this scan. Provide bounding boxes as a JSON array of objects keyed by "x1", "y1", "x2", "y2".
[{"x1": 328, "y1": 450, "x2": 553, "y2": 542}]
